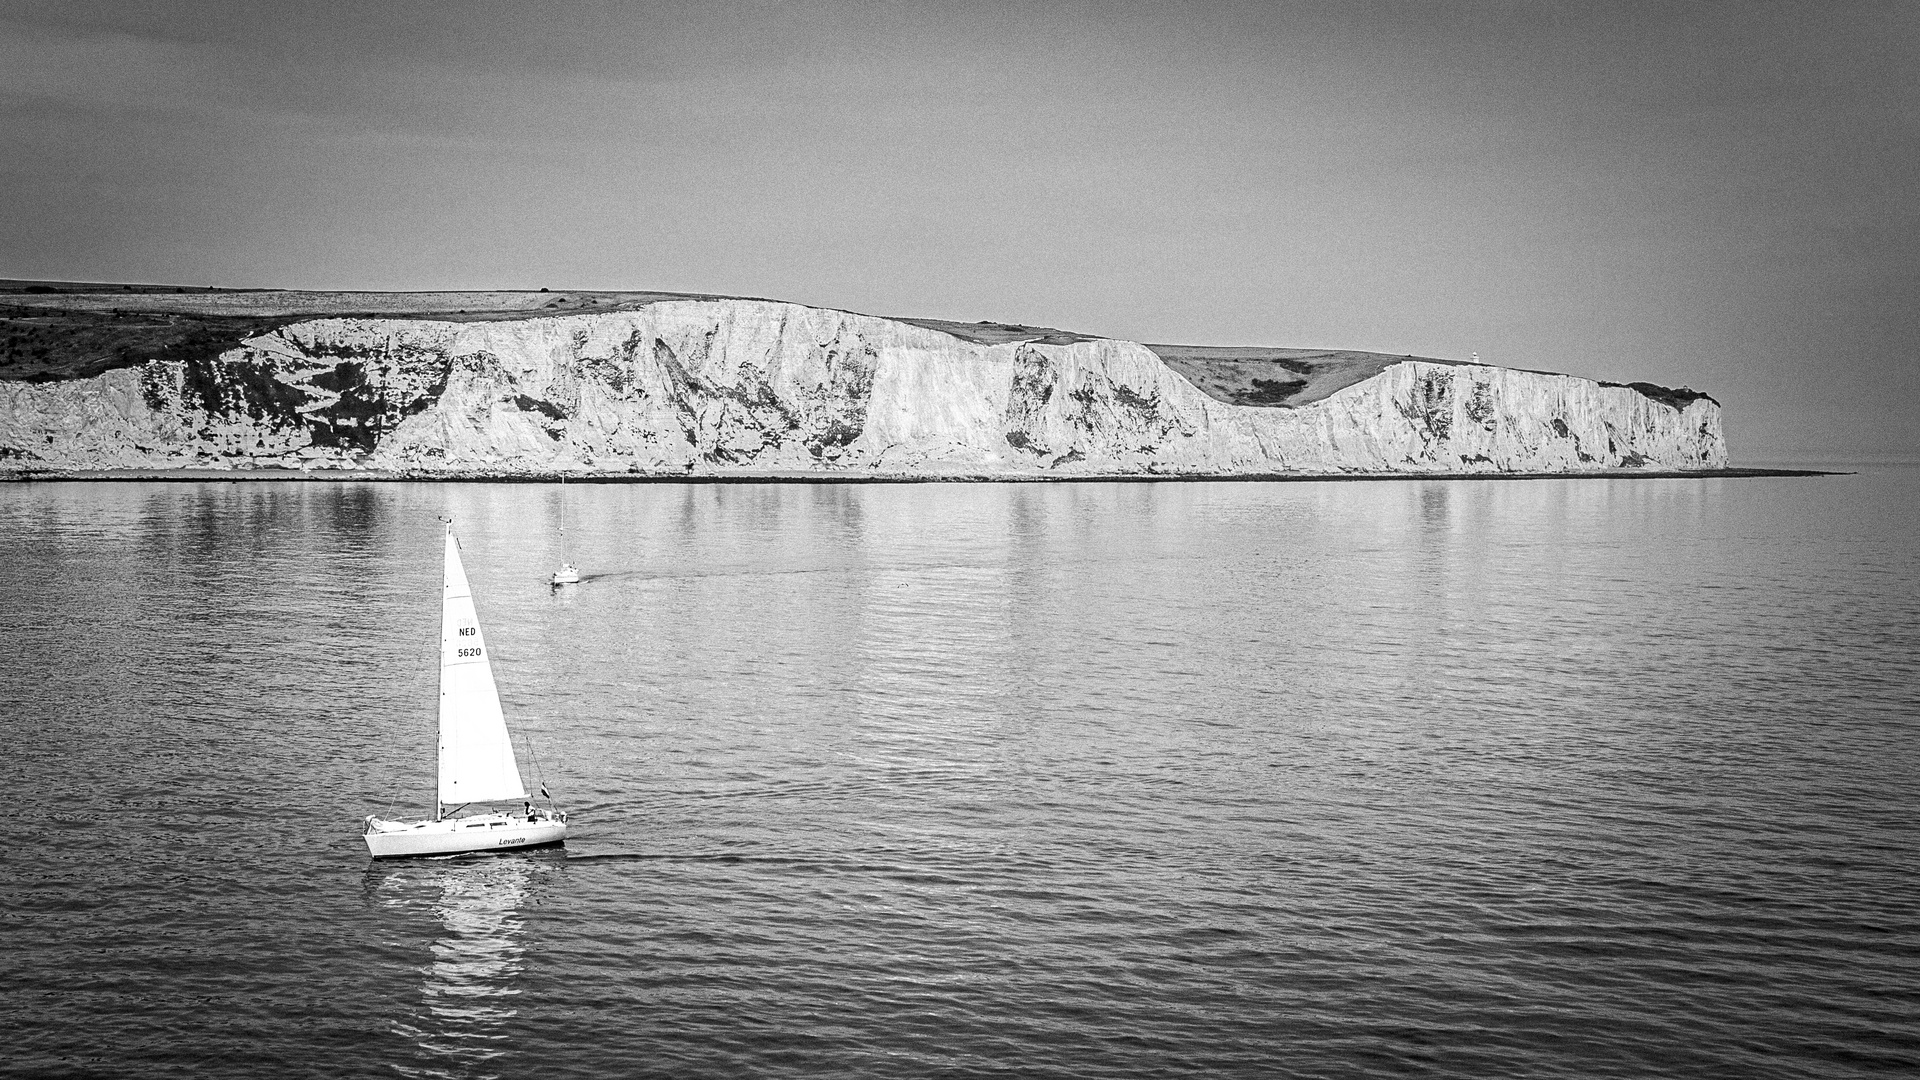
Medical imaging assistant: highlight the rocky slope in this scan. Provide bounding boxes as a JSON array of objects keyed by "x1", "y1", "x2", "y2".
[{"x1": 0, "y1": 292, "x2": 1726, "y2": 475}]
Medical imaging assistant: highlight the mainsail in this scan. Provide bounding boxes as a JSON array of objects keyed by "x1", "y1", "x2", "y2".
[{"x1": 437, "y1": 528, "x2": 527, "y2": 809}]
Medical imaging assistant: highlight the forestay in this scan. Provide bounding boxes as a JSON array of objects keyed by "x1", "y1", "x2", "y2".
[{"x1": 437, "y1": 529, "x2": 527, "y2": 808}]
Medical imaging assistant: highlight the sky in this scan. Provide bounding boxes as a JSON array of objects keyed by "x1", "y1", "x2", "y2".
[{"x1": 1, "y1": 0, "x2": 1914, "y2": 461}]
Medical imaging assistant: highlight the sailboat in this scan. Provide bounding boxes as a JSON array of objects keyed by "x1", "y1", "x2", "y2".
[
  {"x1": 364, "y1": 522, "x2": 569, "y2": 859},
  {"x1": 550, "y1": 474, "x2": 580, "y2": 587}
]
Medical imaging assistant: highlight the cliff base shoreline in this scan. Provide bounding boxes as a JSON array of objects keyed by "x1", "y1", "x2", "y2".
[{"x1": 1, "y1": 467, "x2": 1835, "y2": 484}]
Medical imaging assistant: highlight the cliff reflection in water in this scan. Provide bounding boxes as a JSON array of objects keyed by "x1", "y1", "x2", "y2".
[{"x1": 380, "y1": 858, "x2": 540, "y2": 1079}]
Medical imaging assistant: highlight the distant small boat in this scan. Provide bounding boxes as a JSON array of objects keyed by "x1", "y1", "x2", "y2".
[
  {"x1": 364, "y1": 523, "x2": 569, "y2": 859},
  {"x1": 551, "y1": 474, "x2": 580, "y2": 587}
]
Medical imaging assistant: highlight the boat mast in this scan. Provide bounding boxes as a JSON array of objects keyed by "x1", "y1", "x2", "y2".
[{"x1": 435, "y1": 516, "x2": 452, "y2": 823}]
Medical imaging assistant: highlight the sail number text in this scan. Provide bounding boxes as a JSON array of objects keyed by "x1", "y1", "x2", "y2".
[{"x1": 457, "y1": 647, "x2": 483, "y2": 657}]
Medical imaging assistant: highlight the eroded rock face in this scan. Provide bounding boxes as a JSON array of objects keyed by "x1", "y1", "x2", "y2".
[{"x1": 0, "y1": 299, "x2": 1727, "y2": 474}]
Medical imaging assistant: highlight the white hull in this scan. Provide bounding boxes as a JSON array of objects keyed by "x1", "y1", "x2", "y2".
[
  {"x1": 359, "y1": 526, "x2": 576, "y2": 860},
  {"x1": 550, "y1": 564, "x2": 580, "y2": 586},
  {"x1": 365, "y1": 810, "x2": 568, "y2": 859}
]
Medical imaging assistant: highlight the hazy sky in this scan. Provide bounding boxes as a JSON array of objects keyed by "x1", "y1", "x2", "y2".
[{"x1": 2, "y1": 1, "x2": 1914, "y2": 460}]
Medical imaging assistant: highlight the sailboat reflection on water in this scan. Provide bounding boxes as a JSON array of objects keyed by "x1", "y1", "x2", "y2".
[
  {"x1": 363, "y1": 522, "x2": 569, "y2": 857},
  {"x1": 550, "y1": 475, "x2": 579, "y2": 587},
  {"x1": 380, "y1": 858, "x2": 536, "y2": 1077}
]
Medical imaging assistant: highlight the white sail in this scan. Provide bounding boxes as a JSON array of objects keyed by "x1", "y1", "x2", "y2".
[{"x1": 437, "y1": 528, "x2": 527, "y2": 808}]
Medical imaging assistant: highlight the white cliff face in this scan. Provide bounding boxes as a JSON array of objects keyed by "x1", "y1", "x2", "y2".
[{"x1": 0, "y1": 299, "x2": 1727, "y2": 474}]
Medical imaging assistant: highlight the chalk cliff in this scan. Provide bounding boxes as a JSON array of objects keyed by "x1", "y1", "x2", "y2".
[{"x1": 0, "y1": 297, "x2": 1726, "y2": 474}]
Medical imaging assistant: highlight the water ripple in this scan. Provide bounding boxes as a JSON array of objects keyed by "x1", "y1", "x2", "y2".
[{"x1": 3, "y1": 473, "x2": 1918, "y2": 1077}]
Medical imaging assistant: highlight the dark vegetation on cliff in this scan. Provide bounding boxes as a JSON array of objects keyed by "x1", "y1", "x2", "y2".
[
  {"x1": 0, "y1": 303, "x2": 292, "y2": 382},
  {"x1": 1147, "y1": 345, "x2": 1460, "y2": 408},
  {"x1": 1601, "y1": 381, "x2": 1718, "y2": 409},
  {"x1": 890, "y1": 317, "x2": 1099, "y2": 347}
]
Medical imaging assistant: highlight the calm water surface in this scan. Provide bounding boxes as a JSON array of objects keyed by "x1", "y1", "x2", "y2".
[{"x1": 3, "y1": 471, "x2": 1918, "y2": 1078}]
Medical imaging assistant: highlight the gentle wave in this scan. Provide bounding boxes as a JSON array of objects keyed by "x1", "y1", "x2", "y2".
[{"x1": 3, "y1": 473, "x2": 1918, "y2": 1078}]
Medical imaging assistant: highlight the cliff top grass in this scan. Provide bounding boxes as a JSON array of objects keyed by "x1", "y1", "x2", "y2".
[
  {"x1": 1, "y1": 293, "x2": 296, "y2": 383},
  {"x1": 0, "y1": 279, "x2": 1711, "y2": 410},
  {"x1": 888, "y1": 316, "x2": 1100, "y2": 347},
  {"x1": 1145, "y1": 345, "x2": 1465, "y2": 408},
  {"x1": 0, "y1": 281, "x2": 1139, "y2": 386},
  {"x1": 0, "y1": 280, "x2": 771, "y2": 383}
]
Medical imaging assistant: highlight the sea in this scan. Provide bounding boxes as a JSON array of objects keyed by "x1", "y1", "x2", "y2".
[{"x1": 3, "y1": 467, "x2": 1917, "y2": 1079}]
